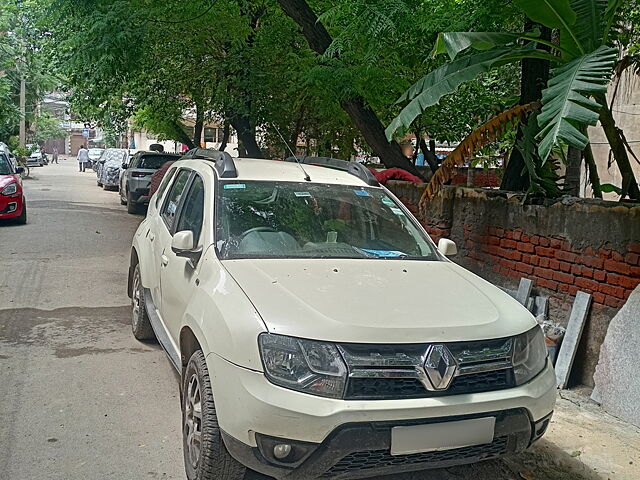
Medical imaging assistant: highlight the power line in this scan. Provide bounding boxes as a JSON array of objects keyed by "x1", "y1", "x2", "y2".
[{"x1": 613, "y1": 108, "x2": 640, "y2": 116}]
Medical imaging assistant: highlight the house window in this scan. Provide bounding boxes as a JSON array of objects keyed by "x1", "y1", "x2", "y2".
[{"x1": 204, "y1": 128, "x2": 216, "y2": 143}]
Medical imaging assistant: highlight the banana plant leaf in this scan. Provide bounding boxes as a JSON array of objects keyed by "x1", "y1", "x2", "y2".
[
  {"x1": 514, "y1": 0, "x2": 583, "y2": 57},
  {"x1": 569, "y1": 0, "x2": 607, "y2": 52},
  {"x1": 386, "y1": 46, "x2": 554, "y2": 139},
  {"x1": 536, "y1": 45, "x2": 618, "y2": 161},
  {"x1": 432, "y1": 31, "x2": 538, "y2": 60}
]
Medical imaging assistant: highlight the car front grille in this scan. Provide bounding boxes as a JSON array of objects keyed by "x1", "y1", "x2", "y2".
[
  {"x1": 339, "y1": 337, "x2": 515, "y2": 400},
  {"x1": 322, "y1": 436, "x2": 509, "y2": 477},
  {"x1": 345, "y1": 368, "x2": 514, "y2": 400}
]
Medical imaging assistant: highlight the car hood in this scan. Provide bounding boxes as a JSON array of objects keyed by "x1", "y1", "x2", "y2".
[{"x1": 223, "y1": 259, "x2": 536, "y2": 343}]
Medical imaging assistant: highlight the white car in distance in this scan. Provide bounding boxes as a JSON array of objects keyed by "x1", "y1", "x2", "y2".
[{"x1": 128, "y1": 149, "x2": 555, "y2": 480}]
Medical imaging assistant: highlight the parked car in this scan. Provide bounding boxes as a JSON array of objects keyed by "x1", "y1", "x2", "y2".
[
  {"x1": 88, "y1": 148, "x2": 104, "y2": 168},
  {"x1": 128, "y1": 151, "x2": 555, "y2": 480},
  {"x1": 0, "y1": 152, "x2": 26, "y2": 224},
  {"x1": 119, "y1": 151, "x2": 180, "y2": 214},
  {"x1": 96, "y1": 148, "x2": 128, "y2": 190},
  {"x1": 27, "y1": 151, "x2": 46, "y2": 167},
  {"x1": 0, "y1": 142, "x2": 17, "y2": 169}
]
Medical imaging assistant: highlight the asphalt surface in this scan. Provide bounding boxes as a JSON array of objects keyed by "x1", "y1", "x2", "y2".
[{"x1": 0, "y1": 159, "x2": 624, "y2": 480}]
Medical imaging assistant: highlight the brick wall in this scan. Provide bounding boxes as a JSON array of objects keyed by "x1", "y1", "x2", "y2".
[
  {"x1": 465, "y1": 227, "x2": 639, "y2": 309},
  {"x1": 387, "y1": 182, "x2": 640, "y2": 386}
]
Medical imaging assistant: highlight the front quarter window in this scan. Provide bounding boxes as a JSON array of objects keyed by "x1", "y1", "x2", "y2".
[{"x1": 216, "y1": 181, "x2": 437, "y2": 260}]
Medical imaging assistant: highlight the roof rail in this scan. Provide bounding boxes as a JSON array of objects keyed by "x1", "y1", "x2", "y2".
[
  {"x1": 182, "y1": 148, "x2": 237, "y2": 178},
  {"x1": 284, "y1": 156, "x2": 379, "y2": 187}
]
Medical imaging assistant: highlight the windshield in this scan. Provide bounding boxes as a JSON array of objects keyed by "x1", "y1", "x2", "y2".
[
  {"x1": 89, "y1": 149, "x2": 104, "y2": 156},
  {"x1": 216, "y1": 181, "x2": 438, "y2": 260},
  {"x1": 138, "y1": 154, "x2": 178, "y2": 169},
  {"x1": 0, "y1": 154, "x2": 13, "y2": 175}
]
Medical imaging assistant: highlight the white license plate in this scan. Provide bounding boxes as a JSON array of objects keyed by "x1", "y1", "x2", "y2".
[{"x1": 390, "y1": 417, "x2": 496, "y2": 455}]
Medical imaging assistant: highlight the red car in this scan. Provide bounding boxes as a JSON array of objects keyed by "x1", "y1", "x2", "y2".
[{"x1": 0, "y1": 154, "x2": 27, "y2": 224}]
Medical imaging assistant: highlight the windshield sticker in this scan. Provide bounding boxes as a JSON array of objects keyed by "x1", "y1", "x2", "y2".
[
  {"x1": 360, "y1": 249, "x2": 407, "y2": 258},
  {"x1": 294, "y1": 192, "x2": 312, "y2": 197},
  {"x1": 224, "y1": 183, "x2": 246, "y2": 190},
  {"x1": 390, "y1": 207, "x2": 405, "y2": 216},
  {"x1": 381, "y1": 197, "x2": 395, "y2": 206},
  {"x1": 353, "y1": 189, "x2": 371, "y2": 197}
]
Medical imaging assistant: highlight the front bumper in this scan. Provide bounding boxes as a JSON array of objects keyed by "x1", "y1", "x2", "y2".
[
  {"x1": 207, "y1": 354, "x2": 556, "y2": 478},
  {"x1": 0, "y1": 195, "x2": 24, "y2": 219},
  {"x1": 223, "y1": 409, "x2": 552, "y2": 479}
]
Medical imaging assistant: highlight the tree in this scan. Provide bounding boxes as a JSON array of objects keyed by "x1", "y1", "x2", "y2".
[
  {"x1": 32, "y1": 113, "x2": 66, "y2": 143},
  {"x1": 277, "y1": 0, "x2": 424, "y2": 177},
  {"x1": 388, "y1": 0, "x2": 640, "y2": 201}
]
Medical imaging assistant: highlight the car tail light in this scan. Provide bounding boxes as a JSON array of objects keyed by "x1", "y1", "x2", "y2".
[{"x1": 131, "y1": 171, "x2": 149, "y2": 177}]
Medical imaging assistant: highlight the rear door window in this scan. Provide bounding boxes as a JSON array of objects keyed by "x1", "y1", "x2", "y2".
[
  {"x1": 161, "y1": 170, "x2": 192, "y2": 232},
  {"x1": 175, "y1": 175, "x2": 205, "y2": 244}
]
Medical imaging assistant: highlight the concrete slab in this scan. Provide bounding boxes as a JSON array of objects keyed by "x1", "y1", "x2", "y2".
[{"x1": 592, "y1": 286, "x2": 640, "y2": 428}]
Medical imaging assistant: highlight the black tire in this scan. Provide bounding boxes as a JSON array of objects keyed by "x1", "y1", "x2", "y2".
[
  {"x1": 97, "y1": 181, "x2": 103, "y2": 187},
  {"x1": 127, "y1": 192, "x2": 140, "y2": 214},
  {"x1": 183, "y1": 350, "x2": 246, "y2": 480},
  {"x1": 120, "y1": 187, "x2": 127, "y2": 205},
  {"x1": 102, "y1": 183, "x2": 110, "y2": 190},
  {"x1": 15, "y1": 203, "x2": 27, "y2": 225},
  {"x1": 131, "y1": 264, "x2": 155, "y2": 341}
]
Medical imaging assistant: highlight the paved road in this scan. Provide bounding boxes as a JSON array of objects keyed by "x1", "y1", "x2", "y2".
[
  {"x1": 0, "y1": 160, "x2": 626, "y2": 480},
  {"x1": 0, "y1": 160, "x2": 183, "y2": 480}
]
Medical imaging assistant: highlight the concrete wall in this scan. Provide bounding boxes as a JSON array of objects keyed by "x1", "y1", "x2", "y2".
[
  {"x1": 586, "y1": 71, "x2": 640, "y2": 199},
  {"x1": 387, "y1": 181, "x2": 640, "y2": 387}
]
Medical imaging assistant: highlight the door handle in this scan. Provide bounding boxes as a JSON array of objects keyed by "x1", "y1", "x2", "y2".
[{"x1": 161, "y1": 255, "x2": 169, "y2": 267}]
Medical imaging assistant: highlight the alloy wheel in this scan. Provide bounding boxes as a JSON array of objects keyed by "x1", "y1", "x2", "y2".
[{"x1": 184, "y1": 374, "x2": 203, "y2": 470}]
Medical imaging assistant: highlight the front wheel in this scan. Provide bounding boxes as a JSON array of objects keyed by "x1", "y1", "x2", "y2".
[
  {"x1": 131, "y1": 264, "x2": 155, "y2": 341},
  {"x1": 183, "y1": 351, "x2": 246, "y2": 480},
  {"x1": 15, "y1": 203, "x2": 27, "y2": 225}
]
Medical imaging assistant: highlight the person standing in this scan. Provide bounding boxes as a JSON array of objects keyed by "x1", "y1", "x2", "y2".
[
  {"x1": 52, "y1": 146, "x2": 59, "y2": 164},
  {"x1": 77, "y1": 145, "x2": 89, "y2": 172}
]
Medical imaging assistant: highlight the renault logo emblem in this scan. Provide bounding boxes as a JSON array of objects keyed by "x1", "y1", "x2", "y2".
[{"x1": 422, "y1": 344, "x2": 457, "y2": 391}]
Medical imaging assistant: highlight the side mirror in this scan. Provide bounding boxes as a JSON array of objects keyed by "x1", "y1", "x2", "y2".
[
  {"x1": 122, "y1": 163, "x2": 129, "y2": 169},
  {"x1": 16, "y1": 166, "x2": 24, "y2": 174},
  {"x1": 437, "y1": 238, "x2": 458, "y2": 257},
  {"x1": 171, "y1": 230, "x2": 202, "y2": 268}
]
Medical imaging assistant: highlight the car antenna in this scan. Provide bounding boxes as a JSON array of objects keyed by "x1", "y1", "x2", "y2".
[{"x1": 273, "y1": 124, "x2": 311, "y2": 182}]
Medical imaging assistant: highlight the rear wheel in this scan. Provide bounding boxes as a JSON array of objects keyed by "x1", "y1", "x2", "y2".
[
  {"x1": 183, "y1": 351, "x2": 246, "y2": 480},
  {"x1": 131, "y1": 264, "x2": 155, "y2": 341},
  {"x1": 127, "y1": 192, "x2": 140, "y2": 214}
]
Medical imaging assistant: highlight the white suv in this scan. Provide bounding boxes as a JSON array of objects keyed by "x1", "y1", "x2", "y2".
[{"x1": 128, "y1": 150, "x2": 556, "y2": 480}]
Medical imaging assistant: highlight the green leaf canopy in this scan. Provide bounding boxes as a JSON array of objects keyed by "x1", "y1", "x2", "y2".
[{"x1": 536, "y1": 45, "x2": 617, "y2": 161}]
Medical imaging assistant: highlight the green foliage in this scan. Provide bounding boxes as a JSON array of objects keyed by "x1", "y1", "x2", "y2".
[
  {"x1": 32, "y1": 113, "x2": 66, "y2": 143},
  {"x1": 517, "y1": 112, "x2": 560, "y2": 200},
  {"x1": 537, "y1": 46, "x2": 617, "y2": 161}
]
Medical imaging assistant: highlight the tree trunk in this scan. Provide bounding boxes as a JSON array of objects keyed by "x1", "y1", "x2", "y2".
[
  {"x1": 596, "y1": 94, "x2": 640, "y2": 200},
  {"x1": 276, "y1": 0, "x2": 424, "y2": 179},
  {"x1": 565, "y1": 146, "x2": 582, "y2": 197},
  {"x1": 583, "y1": 142, "x2": 602, "y2": 198},
  {"x1": 230, "y1": 116, "x2": 263, "y2": 158},
  {"x1": 419, "y1": 138, "x2": 438, "y2": 174},
  {"x1": 219, "y1": 121, "x2": 230, "y2": 152},
  {"x1": 501, "y1": 25, "x2": 551, "y2": 191}
]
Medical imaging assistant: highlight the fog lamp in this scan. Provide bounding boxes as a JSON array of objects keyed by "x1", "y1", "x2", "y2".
[{"x1": 273, "y1": 443, "x2": 292, "y2": 460}]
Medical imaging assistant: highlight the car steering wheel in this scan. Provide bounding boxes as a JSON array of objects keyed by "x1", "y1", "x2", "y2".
[{"x1": 239, "y1": 226, "x2": 279, "y2": 239}]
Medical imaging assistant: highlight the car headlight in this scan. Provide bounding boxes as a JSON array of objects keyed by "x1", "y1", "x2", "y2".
[
  {"x1": 259, "y1": 334, "x2": 347, "y2": 399},
  {"x1": 513, "y1": 325, "x2": 548, "y2": 385},
  {"x1": 1, "y1": 183, "x2": 17, "y2": 196}
]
